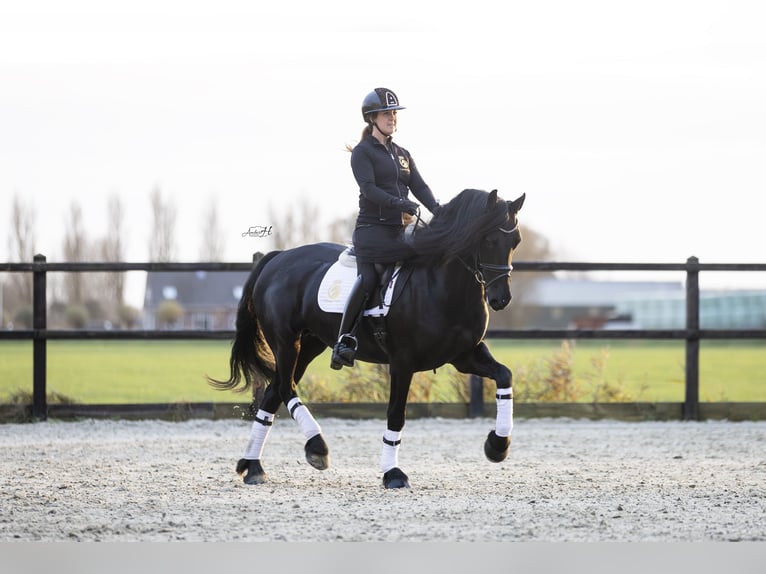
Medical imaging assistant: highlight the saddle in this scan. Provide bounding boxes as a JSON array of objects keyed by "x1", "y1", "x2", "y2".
[
  {"x1": 317, "y1": 248, "x2": 404, "y2": 316},
  {"x1": 317, "y1": 248, "x2": 413, "y2": 352}
]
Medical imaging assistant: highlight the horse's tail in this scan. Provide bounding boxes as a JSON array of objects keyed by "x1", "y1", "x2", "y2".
[{"x1": 207, "y1": 251, "x2": 281, "y2": 393}]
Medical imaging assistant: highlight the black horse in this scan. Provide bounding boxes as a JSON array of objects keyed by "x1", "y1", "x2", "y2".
[{"x1": 209, "y1": 188, "x2": 525, "y2": 488}]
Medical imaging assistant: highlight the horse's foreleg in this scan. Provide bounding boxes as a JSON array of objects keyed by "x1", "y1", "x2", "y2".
[
  {"x1": 485, "y1": 386, "x2": 513, "y2": 463},
  {"x1": 452, "y1": 342, "x2": 513, "y2": 462},
  {"x1": 380, "y1": 367, "x2": 413, "y2": 489}
]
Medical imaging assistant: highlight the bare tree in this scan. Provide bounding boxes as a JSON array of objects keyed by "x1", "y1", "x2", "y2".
[
  {"x1": 6, "y1": 194, "x2": 36, "y2": 298},
  {"x1": 327, "y1": 212, "x2": 356, "y2": 245},
  {"x1": 268, "y1": 197, "x2": 335, "y2": 250},
  {"x1": 3, "y1": 194, "x2": 36, "y2": 324},
  {"x1": 199, "y1": 196, "x2": 225, "y2": 261},
  {"x1": 62, "y1": 201, "x2": 88, "y2": 304},
  {"x1": 148, "y1": 186, "x2": 177, "y2": 262},
  {"x1": 100, "y1": 193, "x2": 126, "y2": 304}
]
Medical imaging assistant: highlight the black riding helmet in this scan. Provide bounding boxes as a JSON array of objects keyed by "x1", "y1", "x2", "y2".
[{"x1": 361, "y1": 87, "x2": 406, "y2": 121}]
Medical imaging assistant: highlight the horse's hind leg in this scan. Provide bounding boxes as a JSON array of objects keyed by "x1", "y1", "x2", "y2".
[
  {"x1": 237, "y1": 336, "x2": 331, "y2": 485},
  {"x1": 275, "y1": 341, "x2": 330, "y2": 472},
  {"x1": 286, "y1": 395, "x2": 330, "y2": 471},
  {"x1": 293, "y1": 334, "x2": 328, "y2": 385},
  {"x1": 238, "y1": 382, "x2": 282, "y2": 485},
  {"x1": 451, "y1": 342, "x2": 513, "y2": 463}
]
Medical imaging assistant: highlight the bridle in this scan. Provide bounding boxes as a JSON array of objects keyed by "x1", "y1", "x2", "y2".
[
  {"x1": 410, "y1": 207, "x2": 519, "y2": 288},
  {"x1": 459, "y1": 222, "x2": 519, "y2": 287}
]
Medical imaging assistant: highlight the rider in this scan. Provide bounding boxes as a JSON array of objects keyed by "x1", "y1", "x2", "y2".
[{"x1": 331, "y1": 87, "x2": 442, "y2": 370}]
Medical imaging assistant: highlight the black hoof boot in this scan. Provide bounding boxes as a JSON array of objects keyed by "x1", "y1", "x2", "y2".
[
  {"x1": 383, "y1": 467, "x2": 411, "y2": 489},
  {"x1": 484, "y1": 431, "x2": 510, "y2": 463},
  {"x1": 236, "y1": 458, "x2": 267, "y2": 485},
  {"x1": 305, "y1": 434, "x2": 330, "y2": 470},
  {"x1": 330, "y1": 337, "x2": 356, "y2": 370}
]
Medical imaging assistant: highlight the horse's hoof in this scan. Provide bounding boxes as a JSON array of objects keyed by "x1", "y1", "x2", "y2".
[
  {"x1": 305, "y1": 434, "x2": 330, "y2": 470},
  {"x1": 383, "y1": 467, "x2": 411, "y2": 489},
  {"x1": 484, "y1": 431, "x2": 510, "y2": 463},
  {"x1": 236, "y1": 458, "x2": 267, "y2": 485}
]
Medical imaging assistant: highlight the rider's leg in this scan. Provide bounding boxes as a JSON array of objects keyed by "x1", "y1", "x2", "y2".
[{"x1": 331, "y1": 262, "x2": 377, "y2": 369}]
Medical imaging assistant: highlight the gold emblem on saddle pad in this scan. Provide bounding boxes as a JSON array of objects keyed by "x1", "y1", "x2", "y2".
[{"x1": 327, "y1": 280, "x2": 342, "y2": 300}]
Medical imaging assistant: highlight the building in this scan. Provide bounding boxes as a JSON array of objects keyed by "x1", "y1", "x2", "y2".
[
  {"x1": 515, "y1": 277, "x2": 683, "y2": 329},
  {"x1": 617, "y1": 290, "x2": 766, "y2": 329},
  {"x1": 141, "y1": 270, "x2": 766, "y2": 332},
  {"x1": 143, "y1": 270, "x2": 250, "y2": 330},
  {"x1": 512, "y1": 277, "x2": 766, "y2": 330}
]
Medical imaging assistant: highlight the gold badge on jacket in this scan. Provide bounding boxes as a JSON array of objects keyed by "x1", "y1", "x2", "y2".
[{"x1": 397, "y1": 156, "x2": 409, "y2": 170}]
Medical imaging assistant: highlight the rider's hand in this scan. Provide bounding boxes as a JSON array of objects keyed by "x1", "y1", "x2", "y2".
[{"x1": 395, "y1": 198, "x2": 419, "y2": 216}]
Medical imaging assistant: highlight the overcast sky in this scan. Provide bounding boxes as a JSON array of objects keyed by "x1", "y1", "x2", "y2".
[{"x1": 2, "y1": 0, "x2": 765, "y2": 301}]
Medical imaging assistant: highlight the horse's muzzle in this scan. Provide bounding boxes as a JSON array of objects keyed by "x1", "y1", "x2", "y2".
[{"x1": 488, "y1": 292, "x2": 511, "y2": 311}]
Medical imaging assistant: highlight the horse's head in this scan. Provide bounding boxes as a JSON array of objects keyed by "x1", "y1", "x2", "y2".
[
  {"x1": 477, "y1": 190, "x2": 525, "y2": 311},
  {"x1": 411, "y1": 188, "x2": 525, "y2": 309}
]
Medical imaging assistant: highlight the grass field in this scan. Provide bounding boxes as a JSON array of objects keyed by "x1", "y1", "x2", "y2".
[{"x1": 0, "y1": 339, "x2": 764, "y2": 404}]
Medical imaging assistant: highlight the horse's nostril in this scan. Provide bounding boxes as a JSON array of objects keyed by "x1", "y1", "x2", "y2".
[{"x1": 490, "y1": 294, "x2": 511, "y2": 310}]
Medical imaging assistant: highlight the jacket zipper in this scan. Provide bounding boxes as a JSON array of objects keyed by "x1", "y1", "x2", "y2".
[{"x1": 380, "y1": 140, "x2": 402, "y2": 221}]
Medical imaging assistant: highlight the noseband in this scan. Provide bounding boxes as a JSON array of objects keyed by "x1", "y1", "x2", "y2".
[
  {"x1": 475, "y1": 262, "x2": 514, "y2": 287},
  {"x1": 460, "y1": 223, "x2": 518, "y2": 287}
]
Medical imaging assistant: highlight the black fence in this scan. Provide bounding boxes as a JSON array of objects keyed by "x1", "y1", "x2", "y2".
[{"x1": 2, "y1": 254, "x2": 766, "y2": 422}]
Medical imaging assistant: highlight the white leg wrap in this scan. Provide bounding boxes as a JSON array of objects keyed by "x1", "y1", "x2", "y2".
[
  {"x1": 380, "y1": 429, "x2": 402, "y2": 473},
  {"x1": 287, "y1": 397, "x2": 322, "y2": 440},
  {"x1": 243, "y1": 410, "x2": 275, "y2": 459},
  {"x1": 495, "y1": 388, "x2": 514, "y2": 438}
]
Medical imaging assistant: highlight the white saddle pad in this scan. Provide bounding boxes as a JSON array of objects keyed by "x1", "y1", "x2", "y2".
[{"x1": 317, "y1": 250, "x2": 400, "y2": 317}]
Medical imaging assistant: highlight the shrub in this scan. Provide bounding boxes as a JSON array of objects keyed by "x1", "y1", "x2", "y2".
[
  {"x1": 13, "y1": 305, "x2": 34, "y2": 329},
  {"x1": 296, "y1": 342, "x2": 643, "y2": 404},
  {"x1": 157, "y1": 300, "x2": 184, "y2": 328},
  {"x1": 65, "y1": 304, "x2": 89, "y2": 329},
  {"x1": 584, "y1": 346, "x2": 647, "y2": 402},
  {"x1": 5, "y1": 388, "x2": 77, "y2": 423},
  {"x1": 117, "y1": 303, "x2": 140, "y2": 329}
]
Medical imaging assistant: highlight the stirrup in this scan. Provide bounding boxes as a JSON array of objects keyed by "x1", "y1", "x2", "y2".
[
  {"x1": 337, "y1": 333, "x2": 358, "y2": 350},
  {"x1": 330, "y1": 334, "x2": 358, "y2": 370}
]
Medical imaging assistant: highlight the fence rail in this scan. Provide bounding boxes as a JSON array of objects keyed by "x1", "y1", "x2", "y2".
[{"x1": 2, "y1": 254, "x2": 766, "y2": 421}]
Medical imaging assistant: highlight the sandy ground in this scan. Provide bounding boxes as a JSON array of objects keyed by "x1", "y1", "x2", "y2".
[{"x1": 1, "y1": 416, "x2": 764, "y2": 542}]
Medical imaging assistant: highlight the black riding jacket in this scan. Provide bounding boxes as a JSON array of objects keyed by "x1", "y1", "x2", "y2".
[{"x1": 350, "y1": 134, "x2": 438, "y2": 226}]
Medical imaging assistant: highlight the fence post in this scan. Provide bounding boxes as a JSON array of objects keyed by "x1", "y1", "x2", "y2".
[
  {"x1": 468, "y1": 375, "x2": 485, "y2": 417},
  {"x1": 684, "y1": 256, "x2": 700, "y2": 421},
  {"x1": 32, "y1": 254, "x2": 48, "y2": 421}
]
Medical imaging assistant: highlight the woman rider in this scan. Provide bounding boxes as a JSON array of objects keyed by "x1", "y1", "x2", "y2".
[{"x1": 331, "y1": 87, "x2": 441, "y2": 370}]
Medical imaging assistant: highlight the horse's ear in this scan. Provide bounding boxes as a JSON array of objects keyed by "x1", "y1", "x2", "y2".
[
  {"x1": 487, "y1": 189, "x2": 498, "y2": 209},
  {"x1": 507, "y1": 193, "x2": 526, "y2": 214}
]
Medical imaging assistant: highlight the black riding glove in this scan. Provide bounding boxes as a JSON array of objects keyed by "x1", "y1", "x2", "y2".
[{"x1": 394, "y1": 198, "x2": 419, "y2": 216}]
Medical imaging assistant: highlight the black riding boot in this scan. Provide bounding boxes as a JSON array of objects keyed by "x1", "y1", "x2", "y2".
[{"x1": 331, "y1": 276, "x2": 367, "y2": 370}]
